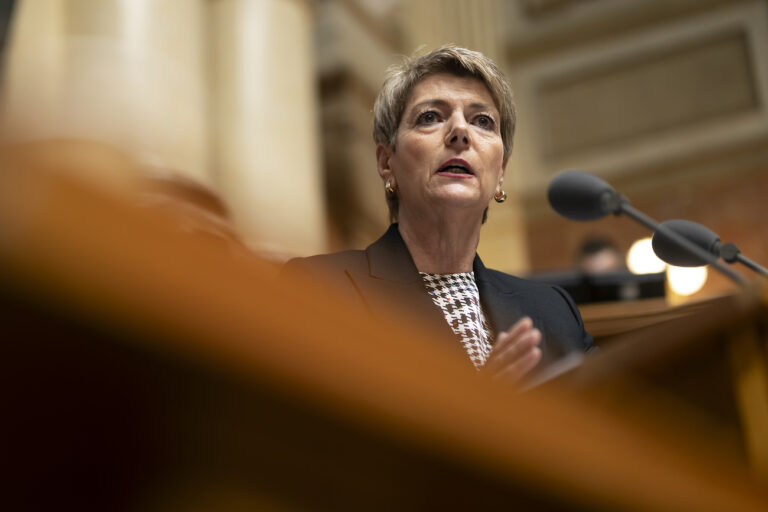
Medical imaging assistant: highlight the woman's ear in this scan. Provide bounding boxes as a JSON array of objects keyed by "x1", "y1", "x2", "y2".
[{"x1": 376, "y1": 144, "x2": 393, "y2": 182}]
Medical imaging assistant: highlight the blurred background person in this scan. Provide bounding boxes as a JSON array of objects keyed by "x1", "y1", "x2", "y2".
[{"x1": 576, "y1": 235, "x2": 624, "y2": 275}]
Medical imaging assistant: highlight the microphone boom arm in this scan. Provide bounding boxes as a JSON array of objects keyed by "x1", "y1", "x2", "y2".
[
  {"x1": 617, "y1": 203, "x2": 747, "y2": 285},
  {"x1": 720, "y1": 242, "x2": 768, "y2": 277}
]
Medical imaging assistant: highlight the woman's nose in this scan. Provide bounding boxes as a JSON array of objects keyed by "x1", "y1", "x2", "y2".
[{"x1": 445, "y1": 114, "x2": 470, "y2": 147}]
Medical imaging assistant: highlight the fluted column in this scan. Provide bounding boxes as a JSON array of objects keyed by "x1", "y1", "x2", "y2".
[
  {"x1": 2, "y1": 0, "x2": 327, "y2": 256},
  {"x1": 1, "y1": 0, "x2": 210, "y2": 183},
  {"x1": 208, "y1": 0, "x2": 327, "y2": 255}
]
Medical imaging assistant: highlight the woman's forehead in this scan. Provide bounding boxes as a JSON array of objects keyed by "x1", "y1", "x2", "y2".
[{"x1": 406, "y1": 73, "x2": 496, "y2": 110}]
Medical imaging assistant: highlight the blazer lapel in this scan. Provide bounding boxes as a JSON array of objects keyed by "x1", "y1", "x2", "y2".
[
  {"x1": 346, "y1": 224, "x2": 459, "y2": 346},
  {"x1": 474, "y1": 256, "x2": 525, "y2": 335},
  {"x1": 474, "y1": 256, "x2": 553, "y2": 359}
]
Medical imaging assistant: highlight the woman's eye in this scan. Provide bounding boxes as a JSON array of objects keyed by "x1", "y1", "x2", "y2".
[
  {"x1": 416, "y1": 111, "x2": 439, "y2": 125},
  {"x1": 474, "y1": 115, "x2": 495, "y2": 130}
]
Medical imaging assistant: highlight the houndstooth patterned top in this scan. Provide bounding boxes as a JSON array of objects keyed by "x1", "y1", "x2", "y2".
[{"x1": 420, "y1": 272, "x2": 493, "y2": 369}]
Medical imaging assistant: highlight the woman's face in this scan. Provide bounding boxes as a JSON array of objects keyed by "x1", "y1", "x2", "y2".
[{"x1": 378, "y1": 72, "x2": 507, "y2": 220}]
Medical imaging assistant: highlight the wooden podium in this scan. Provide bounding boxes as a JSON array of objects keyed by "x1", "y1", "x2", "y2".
[
  {"x1": 577, "y1": 289, "x2": 768, "y2": 482},
  {"x1": 2, "y1": 158, "x2": 768, "y2": 511}
]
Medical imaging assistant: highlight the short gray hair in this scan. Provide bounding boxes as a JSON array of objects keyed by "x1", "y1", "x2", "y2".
[{"x1": 373, "y1": 45, "x2": 516, "y2": 222}]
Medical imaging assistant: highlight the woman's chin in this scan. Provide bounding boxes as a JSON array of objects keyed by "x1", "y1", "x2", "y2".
[{"x1": 428, "y1": 189, "x2": 486, "y2": 211}]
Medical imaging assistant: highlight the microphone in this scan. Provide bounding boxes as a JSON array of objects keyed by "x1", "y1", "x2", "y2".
[
  {"x1": 652, "y1": 220, "x2": 719, "y2": 267},
  {"x1": 547, "y1": 170, "x2": 746, "y2": 285},
  {"x1": 547, "y1": 170, "x2": 625, "y2": 221},
  {"x1": 653, "y1": 219, "x2": 768, "y2": 277}
]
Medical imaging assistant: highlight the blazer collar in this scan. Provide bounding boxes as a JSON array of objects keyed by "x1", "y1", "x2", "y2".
[
  {"x1": 474, "y1": 253, "x2": 525, "y2": 336},
  {"x1": 366, "y1": 223, "x2": 424, "y2": 283},
  {"x1": 363, "y1": 226, "x2": 558, "y2": 367},
  {"x1": 355, "y1": 224, "x2": 461, "y2": 349},
  {"x1": 368, "y1": 224, "x2": 491, "y2": 282},
  {"x1": 360, "y1": 224, "x2": 529, "y2": 355}
]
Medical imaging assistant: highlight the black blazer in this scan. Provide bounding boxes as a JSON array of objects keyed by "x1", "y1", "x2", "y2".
[{"x1": 283, "y1": 224, "x2": 594, "y2": 372}]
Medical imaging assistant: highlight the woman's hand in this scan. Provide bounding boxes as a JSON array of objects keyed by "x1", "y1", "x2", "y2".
[{"x1": 484, "y1": 317, "x2": 542, "y2": 382}]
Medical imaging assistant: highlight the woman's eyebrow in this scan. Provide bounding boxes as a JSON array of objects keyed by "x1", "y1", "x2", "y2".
[
  {"x1": 410, "y1": 99, "x2": 496, "y2": 112},
  {"x1": 468, "y1": 102, "x2": 496, "y2": 111},
  {"x1": 410, "y1": 99, "x2": 450, "y2": 110}
]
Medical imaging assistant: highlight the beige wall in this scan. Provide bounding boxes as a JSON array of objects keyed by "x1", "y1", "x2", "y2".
[
  {"x1": 315, "y1": 0, "x2": 400, "y2": 249},
  {"x1": 504, "y1": 0, "x2": 768, "y2": 296}
]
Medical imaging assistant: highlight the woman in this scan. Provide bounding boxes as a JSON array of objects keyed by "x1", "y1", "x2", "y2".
[{"x1": 285, "y1": 45, "x2": 593, "y2": 383}]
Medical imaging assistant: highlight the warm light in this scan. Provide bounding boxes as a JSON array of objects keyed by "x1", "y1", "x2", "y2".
[
  {"x1": 626, "y1": 237, "x2": 666, "y2": 274},
  {"x1": 667, "y1": 265, "x2": 708, "y2": 296}
]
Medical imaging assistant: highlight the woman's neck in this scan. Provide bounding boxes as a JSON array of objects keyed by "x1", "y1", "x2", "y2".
[{"x1": 397, "y1": 209, "x2": 482, "y2": 274}]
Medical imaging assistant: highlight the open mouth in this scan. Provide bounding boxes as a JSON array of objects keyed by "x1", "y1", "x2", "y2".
[{"x1": 437, "y1": 159, "x2": 474, "y2": 176}]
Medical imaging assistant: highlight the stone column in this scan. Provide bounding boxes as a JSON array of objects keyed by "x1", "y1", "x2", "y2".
[
  {"x1": 1, "y1": 0, "x2": 210, "y2": 184},
  {"x1": 208, "y1": 0, "x2": 327, "y2": 256},
  {"x1": 2, "y1": 0, "x2": 327, "y2": 256}
]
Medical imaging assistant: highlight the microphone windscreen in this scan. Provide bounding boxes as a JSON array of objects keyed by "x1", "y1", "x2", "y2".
[
  {"x1": 547, "y1": 170, "x2": 617, "y2": 221},
  {"x1": 652, "y1": 219, "x2": 721, "y2": 267}
]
